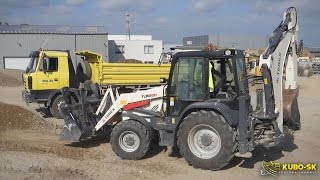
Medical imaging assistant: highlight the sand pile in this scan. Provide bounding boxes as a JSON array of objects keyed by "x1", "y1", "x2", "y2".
[{"x1": 0, "y1": 69, "x2": 23, "y2": 87}]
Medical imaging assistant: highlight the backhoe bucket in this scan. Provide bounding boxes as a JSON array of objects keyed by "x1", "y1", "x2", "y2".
[{"x1": 283, "y1": 89, "x2": 301, "y2": 130}]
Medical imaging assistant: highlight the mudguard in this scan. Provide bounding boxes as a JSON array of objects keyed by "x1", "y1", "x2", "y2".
[{"x1": 177, "y1": 101, "x2": 239, "y2": 127}]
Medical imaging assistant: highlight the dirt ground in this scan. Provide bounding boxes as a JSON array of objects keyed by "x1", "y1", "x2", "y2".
[{"x1": 0, "y1": 70, "x2": 319, "y2": 180}]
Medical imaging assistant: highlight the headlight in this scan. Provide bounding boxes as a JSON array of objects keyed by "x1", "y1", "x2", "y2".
[{"x1": 225, "y1": 50, "x2": 232, "y2": 55}]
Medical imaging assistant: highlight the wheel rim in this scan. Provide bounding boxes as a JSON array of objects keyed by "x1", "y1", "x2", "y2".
[
  {"x1": 187, "y1": 124, "x2": 221, "y2": 159},
  {"x1": 57, "y1": 100, "x2": 64, "y2": 114},
  {"x1": 119, "y1": 131, "x2": 140, "y2": 152}
]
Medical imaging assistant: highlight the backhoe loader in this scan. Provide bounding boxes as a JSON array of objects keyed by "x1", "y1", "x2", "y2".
[{"x1": 60, "y1": 7, "x2": 301, "y2": 170}]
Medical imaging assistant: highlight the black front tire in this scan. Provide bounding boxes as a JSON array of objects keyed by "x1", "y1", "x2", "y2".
[
  {"x1": 50, "y1": 95, "x2": 65, "y2": 119},
  {"x1": 177, "y1": 110, "x2": 237, "y2": 170},
  {"x1": 111, "y1": 120, "x2": 151, "y2": 160}
]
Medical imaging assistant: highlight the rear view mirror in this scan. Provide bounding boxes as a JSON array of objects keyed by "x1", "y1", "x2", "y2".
[
  {"x1": 42, "y1": 57, "x2": 49, "y2": 72},
  {"x1": 25, "y1": 67, "x2": 30, "y2": 73}
]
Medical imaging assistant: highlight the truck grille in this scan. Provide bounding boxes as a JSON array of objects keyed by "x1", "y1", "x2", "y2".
[{"x1": 28, "y1": 76, "x2": 32, "y2": 89}]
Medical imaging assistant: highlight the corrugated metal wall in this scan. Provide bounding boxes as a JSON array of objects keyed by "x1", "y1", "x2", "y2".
[
  {"x1": 75, "y1": 35, "x2": 108, "y2": 60},
  {"x1": 0, "y1": 33, "x2": 108, "y2": 69}
]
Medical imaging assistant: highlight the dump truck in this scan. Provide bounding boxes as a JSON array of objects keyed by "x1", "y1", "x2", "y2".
[
  {"x1": 22, "y1": 50, "x2": 170, "y2": 118},
  {"x1": 60, "y1": 7, "x2": 301, "y2": 170}
]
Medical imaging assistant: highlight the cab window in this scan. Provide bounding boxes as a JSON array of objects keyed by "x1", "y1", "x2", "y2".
[
  {"x1": 39, "y1": 57, "x2": 58, "y2": 72},
  {"x1": 170, "y1": 57, "x2": 204, "y2": 100}
]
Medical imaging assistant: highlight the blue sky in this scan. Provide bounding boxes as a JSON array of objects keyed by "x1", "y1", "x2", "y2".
[{"x1": 1, "y1": 0, "x2": 319, "y2": 47}]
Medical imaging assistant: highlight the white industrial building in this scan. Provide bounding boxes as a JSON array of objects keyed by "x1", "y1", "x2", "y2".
[{"x1": 108, "y1": 35, "x2": 163, "y2": 64}]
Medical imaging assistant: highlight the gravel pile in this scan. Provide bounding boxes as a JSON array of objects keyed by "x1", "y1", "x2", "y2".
[
  {"x1": 0, "y1": 102, "x2": 61, "y2": 134},
  {"x1": 0, "y1": 69, "x2": 23, "y2": 87}
]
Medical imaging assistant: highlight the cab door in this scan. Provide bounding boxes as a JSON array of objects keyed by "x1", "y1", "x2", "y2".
[
  {"x1": 34, "y1": 55, "x2": 60, "y2": 90},
  {"x1": 167, "y1": 57, "x2": 206, "y2": 116}
]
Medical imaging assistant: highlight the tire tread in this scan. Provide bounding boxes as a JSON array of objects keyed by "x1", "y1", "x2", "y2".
[
  {"x1": 177, "y1": 110, "x2": 237, "y2": 170},
  {"x1": 110, "y1": 120, "x2": 151, "y2": 160}
]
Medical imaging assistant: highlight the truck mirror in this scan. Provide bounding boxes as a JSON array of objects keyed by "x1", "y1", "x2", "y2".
[
  {"x1": 42, "y1": 58, "x2": 49, "y2": 72},
  {"x1": 25, "y1": 66, "x2": 30, "y2": 73}
]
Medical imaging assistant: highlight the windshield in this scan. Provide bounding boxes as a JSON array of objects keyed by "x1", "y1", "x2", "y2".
[
  {"x1": 26, "y1": 52, "x2": 39, "y2": 73},
  {"x1": 235, "y1": 57, "x2": 249, "y2": 95}
]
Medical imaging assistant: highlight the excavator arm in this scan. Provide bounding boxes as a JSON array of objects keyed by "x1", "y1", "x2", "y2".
[{"x1": 259, "y1": 7, "x2": 301, "y2": 131}]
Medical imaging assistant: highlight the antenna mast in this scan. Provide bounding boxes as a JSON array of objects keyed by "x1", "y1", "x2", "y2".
[
  {"x1": 41, "y1": 37, "x2": 49, "y2": 50},
  {"x1": 125, "y1": 13, "x2": 131, "y2": 40}
]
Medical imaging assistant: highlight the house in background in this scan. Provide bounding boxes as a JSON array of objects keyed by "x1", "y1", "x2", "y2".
[{"x1": 108, "y1": 35, "x2": 163, "y2": 64}]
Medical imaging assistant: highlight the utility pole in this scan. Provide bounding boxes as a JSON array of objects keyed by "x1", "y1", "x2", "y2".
[
  {"x1": 125, "y1": 13, "x2": 131, "y2": 40},
  {"x1": 217, "y1": 32, "x2": 220, "y2": 47}
]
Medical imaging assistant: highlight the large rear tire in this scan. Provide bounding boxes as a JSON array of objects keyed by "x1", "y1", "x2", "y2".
[
  {"x1": 111, "y1": 120, "x2": 151, "y2": 160},
  {"x1": 177, "y1": 110, "x2": 237, "y2": 170}
]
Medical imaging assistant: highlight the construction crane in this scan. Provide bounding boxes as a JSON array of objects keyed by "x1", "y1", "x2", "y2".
[{"x1": 60, "y1": 7, "x2": 301, "y2": 170}]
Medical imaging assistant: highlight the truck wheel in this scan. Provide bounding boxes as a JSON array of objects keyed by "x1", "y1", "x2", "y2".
[
  {"x1": 111, "y1": 120, "x2": 151, "y2": 160},
  {"x1": 177, "y1": 110, "x2": 237, "y2": 170},
  {"x1": 50, "y1": 95, "x2": 65, "y2": 119}
]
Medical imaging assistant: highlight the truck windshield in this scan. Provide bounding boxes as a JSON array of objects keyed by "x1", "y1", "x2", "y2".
[{"x1": 26, "y1": 54, "x2": 39, "y2": 73}]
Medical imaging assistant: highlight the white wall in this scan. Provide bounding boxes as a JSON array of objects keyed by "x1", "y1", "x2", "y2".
[
  {"x1": 108, "y1": 40, "x2": 163, "y2": 63},
  {"x1": 109, "y1": 35, "x2": 152, "y2": 41}
]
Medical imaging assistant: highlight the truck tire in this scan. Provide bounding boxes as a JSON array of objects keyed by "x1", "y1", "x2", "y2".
[
  {"x1": 77, "y1": 60, "x2": 92, "y2": 83},
  {"x1": 111, "y1": 120, "x2": 151, "y2": 160},
  {"x1": 177, "y1": 110, "x2": 237, "y2": 170},
  {"x1": 50, "y1": 95, "x2": 65, "y2": 119}
]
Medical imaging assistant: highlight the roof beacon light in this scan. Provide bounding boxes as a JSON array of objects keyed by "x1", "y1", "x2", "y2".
[{"x1": 225, "y1": 50, "x2": 231, "y2": 55}]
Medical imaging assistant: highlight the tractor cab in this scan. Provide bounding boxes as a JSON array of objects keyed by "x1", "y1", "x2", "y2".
[{"x1": 165, "y1": 49, "x2": 249, "y2": 120}]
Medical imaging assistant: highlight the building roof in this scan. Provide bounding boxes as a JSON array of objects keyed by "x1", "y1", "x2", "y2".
[
  {"x1": 0, "y1": 25, "x2": 107, "y2": 35},
  {"x1": 170, "y1": 46, "x2": 206, "y2": 50},
  {"x1": 109, "y1": 35, "x2": 152, "y2": 40}
]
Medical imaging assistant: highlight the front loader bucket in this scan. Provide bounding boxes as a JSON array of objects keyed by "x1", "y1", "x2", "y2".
[
  {"x1": 60, "y1": 86, "x2": 97, "y2": 142},
  {"x1": 60, "y1": 104, "x2": 85, "y2": 142},
  {"x1": 283, "y1": 89, "x2": 301, "y2": 130}
]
